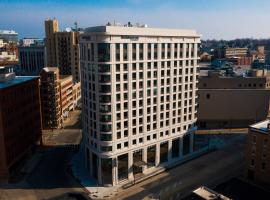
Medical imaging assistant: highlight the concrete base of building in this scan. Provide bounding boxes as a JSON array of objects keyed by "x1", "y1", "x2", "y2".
[{"x1": 83, "y1": 130, "x2": 196, "y2": 186}]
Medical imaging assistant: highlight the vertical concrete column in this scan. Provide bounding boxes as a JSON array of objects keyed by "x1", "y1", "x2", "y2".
[
  {"x1": 128, "y1": 151, "x2": 134, "y2": 181},
  {"x1": 168, "y1": 139, "x2": 172, "y2": 162},
  {"x1": 142, "y1": 147, "x2": 147, "y2": 172},
  {"x1": 113, "y1": 157, "x2": 117, "y2": 186},
  {"x1": 98, "y1": 157, "x2": 102, "y2": 185},
  {"x1": 155, "y1": 143, "x2": 160, "y2": 166}
]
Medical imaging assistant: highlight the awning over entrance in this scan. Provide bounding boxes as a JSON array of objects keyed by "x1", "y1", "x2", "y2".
[{"x1": 133, "y1": 160, "x2": 147, "y2": 167}]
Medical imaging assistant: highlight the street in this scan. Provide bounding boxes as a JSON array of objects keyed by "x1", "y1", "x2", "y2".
[
  {"x1": 113, "y1": 135, "x2": 245, "y2": 200},
  {"x1": 0, "y1": 109, "x2": 247, "y2": 200},
  {"x1": 0, "y1": 109, "x2": 87, "y2": 200}
]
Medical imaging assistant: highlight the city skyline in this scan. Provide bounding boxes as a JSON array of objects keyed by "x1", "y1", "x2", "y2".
[{"x1": 1, "y1": 0, "x2": 270, "y2": 40}]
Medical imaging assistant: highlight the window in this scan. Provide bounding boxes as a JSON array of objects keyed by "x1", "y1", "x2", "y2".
[
  {"x1": 160, "y1": 142, "x2": 168, "y2": 163},
  {"x1": 101, "y1": 146, "x2": 112, "y2": 152},
  {"x1": 147, "y1": 145, "x2": 156, "y2": 167},
  {"x1": 124, "y1": 142, "x2": 128, "y2": 147},
  {"x1": 98, "y1": 43, "x2": 110, "y2": 62},
  {"x1": 172, "y1": 138, "x2": 180, "y2": 158}
]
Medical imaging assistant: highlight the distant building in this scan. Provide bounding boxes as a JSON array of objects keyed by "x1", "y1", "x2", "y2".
[
  {"x1": 0, "y1": 67, "x2": 42, "y2": 183},
  {"x1": 59, "y1": 75, "x2": 75, "y2": 119},
  {"x1": 0, "y1": 38, "x2": 18, "y2": 66},
  {"x1": 227, "y1": 56, "x2": 253, "y2": 66},
  {"x1": 80, "y1": 25, "x2": 200, "y2": 186},
  {"x1": 250, "y1": 46, "x2": 265, "y2": 61},
  {"x1": 40, "y1": 67, "x2": 61, "y2": 129},
  {"x1": 200, "y1": 52, "x2": 212, "y2": 62},
  {"x1": 40, "y1": 67, "x2": 81, "y2": 129},
  {"x1": 45, "y1": 19, "x2": 58, "y2": 67},
  {"x1": 214, "y1": 47, "x2": 248, "y2": 59},
  {"x1": 0, "y1": 39, "x2": 18, "y2": 66},
  {"x1": 45, "y1": 19, "x2": 80, "y2": 82},
  {"x1": 18, "y1": 40, "x2": 46, "y2": 75},
  {"x1": 246, "y1": 120, "x2": 270, "y2": 186},
  {"x1": 198, "y1": 70, "x2": 270, "y2": 129},
  {"x1": 19, "y1": 38, "x2": 44, "y2": 47},
  {"x1": 0, "y1": 30, "x2": 18, "y2": 43}
]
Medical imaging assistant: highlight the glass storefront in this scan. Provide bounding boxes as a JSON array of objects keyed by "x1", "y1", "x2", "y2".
[
  {"x1": 118, "y1": 153, "x2": 128, "y2": 181},
  {"x1": 133, "y1": 149, "x2": 143, "y2": 174},
  {"x1": 160, "y1": 141, "x2": 168, "y2": 164},
  {"x1": 183, "y1": 134, "x2": 190, "y2": 155},
  {"x1": 172, "y1": 138, "x2": 180, "y2": 158},
  {"x1": 101, "y1": 158, "x2": 112, "y2": 185},
  {"x1": 147, "y1": 145, "x2": 156, "y2": 167}
]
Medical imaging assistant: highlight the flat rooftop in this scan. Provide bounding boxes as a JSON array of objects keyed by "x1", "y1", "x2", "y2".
[
  {"x1": 193, "y1": 186, "x2": 231, "y2": 200},
  {"x1": 250, "y1": 119, "x2": 270, "y2": 134},
  {"x1": 84, "y1": 25, "x2": 200, "y2": 37},
  {"x1": 0, "y1": 76, "x2": 38, "y2": 90}
]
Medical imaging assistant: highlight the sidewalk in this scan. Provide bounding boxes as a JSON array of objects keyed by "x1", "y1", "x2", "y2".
[{"x1": 71, "y1": 148, "x2": 119, "y2": 199}]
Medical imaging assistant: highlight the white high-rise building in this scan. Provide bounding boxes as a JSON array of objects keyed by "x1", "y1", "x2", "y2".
[{"x1": 79, "y1": 25, "x2": 201, "y2": 186}]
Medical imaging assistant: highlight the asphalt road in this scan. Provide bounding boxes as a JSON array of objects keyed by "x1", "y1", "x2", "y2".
[
  {"x1": 113, "y1": 137, "x2": 245, "y2": 200},
  {"x1": 26, "y1": 146, "x2": 85, "y2": 200},
  {"x1": 0, "y1": 109, "x2": 87, "y2": 200}
]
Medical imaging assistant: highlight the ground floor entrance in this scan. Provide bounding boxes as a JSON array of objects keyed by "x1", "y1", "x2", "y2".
[{"x1": 86, "y1": 132, "x2": 194, "y2": 186}]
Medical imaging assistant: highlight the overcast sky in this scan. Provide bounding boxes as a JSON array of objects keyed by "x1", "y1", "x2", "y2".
[{"x1": 1, "y1": 0, "x2": 270, "y2": 40}]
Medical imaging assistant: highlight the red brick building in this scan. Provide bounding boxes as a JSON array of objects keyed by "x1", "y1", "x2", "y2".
[{"x1": 0, "y1": 68, "x2": 42, "y2": 182}]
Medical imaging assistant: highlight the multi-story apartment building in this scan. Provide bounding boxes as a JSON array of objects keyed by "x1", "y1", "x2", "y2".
[
  {"x1": 40, "y1": 67, "x2": 81, "y2": 129},
  {"x1": 214, "y1": 47, "x2": 249, "y2": 59},
  {"x1": 0, "y1": 38, "x2": 18, "y2": 66},
  {"x1": 80, "y1": 25, "x2": 200, "y2": 186},
  {"x1": 198, "y1": 69, "x2": 270, "y2": 129},
  {"x1": 246, "y1": 120, "x2": 270, "y2": 186},
  {"x1": 45, "y1": 19, "x2": 80, "y2": 82},
  {"x1": 55, "y1": 31, "x2": 80, "y2": 82},
  {"x1": 40, "y1": 67, "x2": 61, "y2": 129},
  {"x1": 0, "y1": 67, "x2": 42, "y2": 182},
  {"x1": 18, "y1": 39, "x2": 45, "y2": 75},
  {"x1": 60, "y1": 75, "x2": 74, "y2": 118},
  {"x1": 45, "y1": 19, "x2": 58, "y2": 67}
]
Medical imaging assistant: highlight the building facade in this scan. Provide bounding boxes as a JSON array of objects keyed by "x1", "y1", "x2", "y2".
[
  {"x1": 60, "y1": 75, "x2": 74, "y2": 118},
  {"x1": 198, "y1": 70, "x2": 270, "y2": 129},
  {"x1": 0, "y1": 68, "x2": 42, "y2": 182},
  {"x1": 80, "y1": 25, "x2": 200, "y2": 186},
  {"x1": 40, "y1": 67, "x2": 81, "y2": 129},
  {"x1": 40, "y1": 67, "x2": 61, "y2": 129},
  {"x1": 55, "y1": 31, "x2": 80, "y2": 82},
  {"x1": 45, "y1": 19, "x2": 80, "y2": 82},
  {"x1": 246, "y1": 120, "x2": 270, "y2": 186},
  {"x1": 45, "y1": 19, "x2": 58, "y2": 67},
  {"x1": 18, "y1": 41, "x2": 45, "y2": 76}
]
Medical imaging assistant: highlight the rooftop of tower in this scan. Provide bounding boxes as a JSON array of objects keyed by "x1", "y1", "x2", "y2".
[{"x1": 84, "y1": 24, "x2": 200, "y2": 37}]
